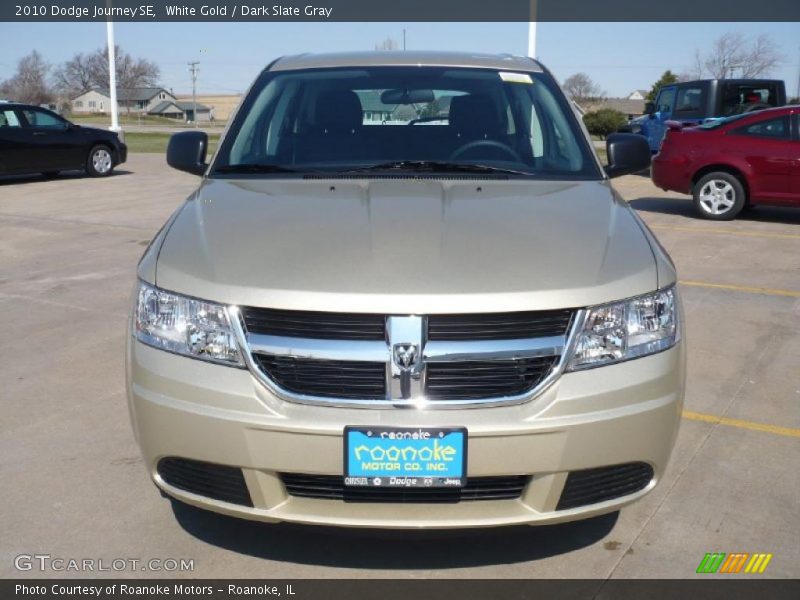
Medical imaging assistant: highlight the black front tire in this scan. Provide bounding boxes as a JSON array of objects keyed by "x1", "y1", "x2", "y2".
[
  {"x1": 692, "y1": 172, "x2": 746, "y2": 221},
  {"x1": 86, "y1": 145, "x2": 114, "y2": 177}
]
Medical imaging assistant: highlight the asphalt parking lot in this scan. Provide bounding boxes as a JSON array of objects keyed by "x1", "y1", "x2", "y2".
[{"x1": 1, "y1": 154, "x2": 798, "y2": 579}]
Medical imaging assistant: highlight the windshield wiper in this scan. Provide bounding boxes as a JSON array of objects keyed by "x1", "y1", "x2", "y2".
[
  {"x1": 215, "y1": 163, "x2": 301, "y2": 173},
  {"x1": 336, "y1": 160, "x2": 533, "y2": 176}
]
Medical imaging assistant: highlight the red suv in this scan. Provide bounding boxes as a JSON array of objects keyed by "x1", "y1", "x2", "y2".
[{"x1": 651, "y1": 106, "x2": 800, "y2": 220}]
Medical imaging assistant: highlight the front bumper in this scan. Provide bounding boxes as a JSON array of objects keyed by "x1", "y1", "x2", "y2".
[
  {"x1": 115, "y1": 142, "x2": 128, "y2": 166},
  {"x1": 126, "y1": 338, "x2": 685, "y2": 529}
]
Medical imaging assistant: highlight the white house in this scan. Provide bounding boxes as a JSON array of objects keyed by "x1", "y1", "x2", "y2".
[
  {"x1": 70, "y1": 87, "x2": 211, "y2": 121},
  {"x1": 627, "y1": 90, "x2": 649, "y2": 101}
]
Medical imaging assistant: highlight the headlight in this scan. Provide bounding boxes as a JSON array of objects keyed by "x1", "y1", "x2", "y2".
[
  {"x1": 567, "y1": 286, "x2": 679, "y2": 371},
  {"x1": 134, "y1": 281, "x2": 243, "y2": 366}
]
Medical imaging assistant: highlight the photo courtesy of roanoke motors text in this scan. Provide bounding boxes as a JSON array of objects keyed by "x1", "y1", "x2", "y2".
[{"x1": 1, "y1": 1, "x2": 798, "y2": 599}]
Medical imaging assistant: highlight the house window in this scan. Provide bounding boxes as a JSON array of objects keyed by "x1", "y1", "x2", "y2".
[
  {"x1": 74, "y1": 101, "x2": 83, "y2": 108},
  {"x1": 89, "y1": 101, "x2": 96, "y2": 108}
]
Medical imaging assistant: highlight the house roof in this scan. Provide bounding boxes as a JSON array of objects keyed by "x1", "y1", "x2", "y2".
[
  {"x1": 175, "y1": 101, "x2": 210, "y2": 112},
  {"x1": 148, "y1": 100, "x2": 183, "y2": 114},
  {"x1": 580, "y1": 98, "x2": 645, "y2": 116},
  {"x1": 148, "y1": 100, "x2": 210, "y2": 114},
  {"x1": 73, "y1": 87, "x2": 173, "y2": 102}
]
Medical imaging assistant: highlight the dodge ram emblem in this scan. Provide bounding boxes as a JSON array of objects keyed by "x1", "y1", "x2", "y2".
[{"x1": 393, "y1": 343, "x2": 419, "y2": 369}]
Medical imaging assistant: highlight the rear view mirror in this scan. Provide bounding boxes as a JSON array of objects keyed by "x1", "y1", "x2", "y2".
[
  {"x1": 645, "y1": 102, "x2": 656, "y2": 118},
  {"x1": 604, "y1": 133, "x2": 651, "y2": 178},
  {"x1": 380, "y1": 88, "x2": 435, "y2": 105},
  {"x1": 167, "y1": 131, "x2": 208, "y2": 176}
]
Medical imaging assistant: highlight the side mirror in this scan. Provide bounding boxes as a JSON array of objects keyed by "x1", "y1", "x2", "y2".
[
  {"x1": 604, "y1": 133, "x2": 651, "y2": 178},
  {"x1": 167, "y1": 131, "x2": 208, "y2": 176},
  {"x1": 645, "y1": 102, "x2": 656, "y2": 119}
]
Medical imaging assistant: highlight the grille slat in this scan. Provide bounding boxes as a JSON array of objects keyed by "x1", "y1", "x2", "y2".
[
  {"x1": 281, "y1": 474, "x2": 528, "y2": 503},
  {"x1": 157, "y1": 457, "x2": 253, "y2": 507},
  {"x1": 428, "y1": 310, "x2": 574, "y2": 341},
  {"x1": 242, "y1": 307, "x2": 386, "y2": 341},
  {"x1": 425, "y1": 358, "x2": 556, "y2": 400},
  {"x1": 255, "y1": 355, "x2": 386, "y2": 399},
  {"x1": 557, "y1": 462, "x2": 654, "y2": 510}
]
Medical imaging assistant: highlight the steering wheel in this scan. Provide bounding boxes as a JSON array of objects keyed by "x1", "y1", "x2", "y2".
[{"x1": 450, "y1": 139, "x2": 521, "y2": 162}]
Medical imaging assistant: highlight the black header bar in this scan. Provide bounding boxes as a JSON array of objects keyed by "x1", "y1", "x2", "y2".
[{"x1": 3, "y1": 0, "x2": 799, "y2": 22}]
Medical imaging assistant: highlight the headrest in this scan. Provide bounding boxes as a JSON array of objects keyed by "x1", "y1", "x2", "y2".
[
  {"x1": 314, "y1": 90, "x2": 363, "y2": 132},
  {"x1": 448, "y1": 94, "x2": 503, "y2": 135}
]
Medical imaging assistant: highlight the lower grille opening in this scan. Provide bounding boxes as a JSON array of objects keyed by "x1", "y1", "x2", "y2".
[
  {"x1": 157, "y1": 457, "x2": 253, "y2": 507},
  {"x1": 281, "y1": 474, "x2": 529, "y2": 503},
  {"x1": 556, "y1": 462, "x2": 654, "y2": 510}
]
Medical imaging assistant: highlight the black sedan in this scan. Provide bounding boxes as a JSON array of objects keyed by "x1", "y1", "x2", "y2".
[{"x1": 0, "y1": 103, "x2": 127, "y2": 178}]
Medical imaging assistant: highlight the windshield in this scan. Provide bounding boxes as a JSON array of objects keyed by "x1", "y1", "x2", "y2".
[{"x1": 213, "y1": 66, "x2": 599, "y2": 179}]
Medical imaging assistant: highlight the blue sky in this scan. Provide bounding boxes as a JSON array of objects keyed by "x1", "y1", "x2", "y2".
[{"x1": 1, "y1": 22, "x2": 798, "y2": 97}]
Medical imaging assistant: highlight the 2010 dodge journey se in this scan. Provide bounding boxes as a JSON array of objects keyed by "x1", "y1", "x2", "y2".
[{"x1": 126, "y1": 51, "x2": 685, "y2": 528}]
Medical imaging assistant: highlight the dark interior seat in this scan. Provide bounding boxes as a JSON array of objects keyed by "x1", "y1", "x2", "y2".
[{"x1": 294, "y1": 90, "x2": 368, "y2": 162}]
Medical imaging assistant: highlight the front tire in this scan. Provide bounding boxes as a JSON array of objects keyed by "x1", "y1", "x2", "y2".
[
  {"x1": 86, "y1": 145, "x2": 114, "y2": 177},
  {"x1": 693, "y1": 172, "x2": 746, "y2": 220}
]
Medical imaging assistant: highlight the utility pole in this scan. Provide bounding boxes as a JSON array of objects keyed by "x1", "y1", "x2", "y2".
[
  {"x1": 527, "y1": 1, "x2": 538, "y2": 59},
  {"x1": 795, "y1": 46, "x2": 799, "y2": 100},
  {"x1": 403, "y1": 28, "x2": 406, "y2": 51},
  {"x1": 105, "y1": 8, "x2": 119, "y2": 132},
  {"x1": 188, "y1": 61, "x2": 199, "y2": 127}
]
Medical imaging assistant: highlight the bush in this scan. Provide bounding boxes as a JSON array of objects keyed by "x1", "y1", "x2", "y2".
[{"x1": 583, "y1": 109, "x2": 628, "y2": 140}]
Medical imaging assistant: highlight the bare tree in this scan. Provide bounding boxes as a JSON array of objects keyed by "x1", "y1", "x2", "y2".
[
  {"x1": 0, "y1": 51, "x2": 53, "y2": 104},
  {"x1": 562, "y1": 73, "x2": 604, "y2": 103},
  {"x1": 375, "y1": 37, "x2": 399, "y2": 51},
  {"x1": 53, "y1": 46, "x2": 160, "y2": 95},
  {"x1": 695, "y1": 33, "x2": 783, "y2": 79},
  {"x1": 52, "y1": 52, "x2": 96, "y2": 96}
]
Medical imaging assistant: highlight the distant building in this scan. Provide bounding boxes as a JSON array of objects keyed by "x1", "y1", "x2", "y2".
[
  {"x1": 578, "y1": 97, "x2": 646, "y2": 120},
  {"x1": 627, "y1": 89, "x2": 649, "y2": 101},
  {"x1": 70, "y1": 87, "x2": 211, "y2": 121}
]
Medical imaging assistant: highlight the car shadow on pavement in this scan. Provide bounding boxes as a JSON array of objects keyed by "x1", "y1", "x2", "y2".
[
  {"x1": 630, "y1": 197, "x2": 800, "y2": 225},
  {"x1": 170, "y1": 500, "x2": 618, "y2": 569},
  {"x1": 0, "y1": 169, "x2": 132, "y2": 185}
]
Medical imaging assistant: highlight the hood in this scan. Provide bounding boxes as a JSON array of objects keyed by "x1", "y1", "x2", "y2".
[
  {"x1": 76, "y1": 125, "x2": 118, "y2": 139},
  {"x1": 152, "y1": 178, "x2": 659, "y2": 313}
]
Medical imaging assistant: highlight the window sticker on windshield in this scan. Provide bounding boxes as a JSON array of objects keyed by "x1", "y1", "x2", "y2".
[{"x1": 499, "y1": 71, "x2": 533, "y2": 84}]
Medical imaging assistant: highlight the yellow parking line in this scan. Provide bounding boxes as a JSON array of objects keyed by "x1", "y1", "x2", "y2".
[
  {"x1": 682, "y1": 411, "x2": 800, "y2": 438},
  {"x1": 678, "y1": 280, "x2": 800, "y2": 298},
  {"x1": 650, "y1": 225, "x2": 800, "y2": 241}
]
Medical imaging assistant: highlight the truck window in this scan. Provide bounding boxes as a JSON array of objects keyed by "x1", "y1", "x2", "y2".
[
  {"x1": 656, "y1": 88, "x2": 676, "y2": 114},
  {"x1": 719, "y1": 83, "x2": 780, "y2": 116},
  {"x1": 673, "y1": 86, "x2": 705, "y2": 119}
]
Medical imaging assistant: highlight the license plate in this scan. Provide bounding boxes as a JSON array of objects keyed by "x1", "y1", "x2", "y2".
[{"x1": 344, "y1": 426, "x2": 467, "y2": 488}]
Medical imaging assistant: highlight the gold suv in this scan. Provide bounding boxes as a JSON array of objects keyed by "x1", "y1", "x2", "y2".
[{"x1": 126, "y1": 51, "x2": 684, "y2": 528}]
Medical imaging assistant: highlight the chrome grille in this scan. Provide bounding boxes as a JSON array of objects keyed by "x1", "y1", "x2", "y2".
[{"x1": 235, "y1": 307, "x2": 581, "y2": 408}]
